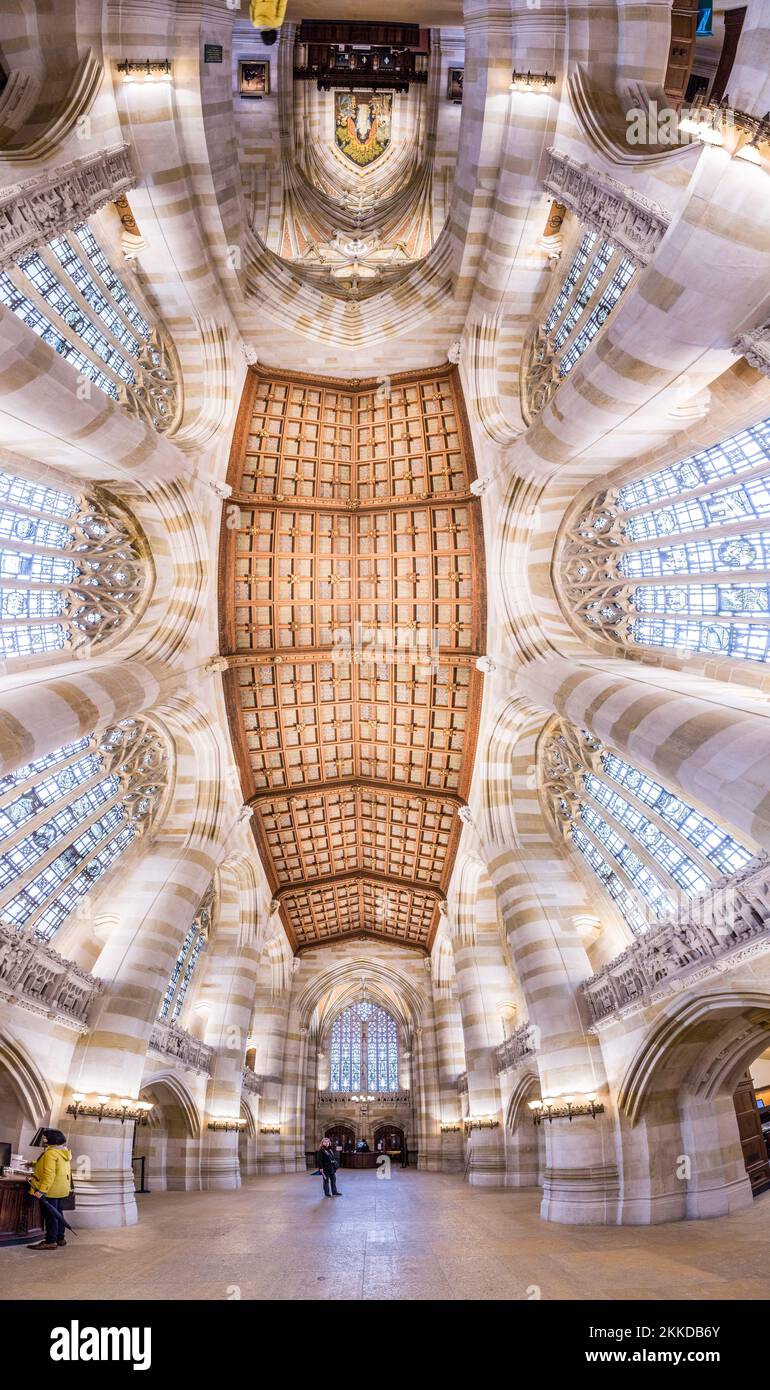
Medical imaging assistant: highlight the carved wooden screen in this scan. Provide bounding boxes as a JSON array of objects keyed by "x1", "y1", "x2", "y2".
[{"x1": 219, "y1": 367, "x2": 485, "y2": 950}]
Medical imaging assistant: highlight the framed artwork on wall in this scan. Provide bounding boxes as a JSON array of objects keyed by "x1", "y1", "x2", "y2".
[
  {"x1": 238, "y1": 60, "x2": 270, "y2": 98},
  {"x1": 447, "y1": 66, "x2": 463, "y2": 102}
]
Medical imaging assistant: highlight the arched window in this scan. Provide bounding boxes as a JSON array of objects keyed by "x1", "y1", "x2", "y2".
[
  {"x1": 539, "y1": 717, "x2": 755, "y2": 936},
  {"x1": 0, "y1": 464, "x2": 147, "y2": 660},
  {"x1": 0, "y1": 222, "x2": 180, "y2": 433},
  {"x1": 522, "y1": 229, "x2": 636, "y2": 419},
  {"x1": 329, "y1": 1001, "x2": 399, "y2": 1093},
  {"x1": 159, "y1": 892, "x2": 212, "y2": 1024},
  {"x1": 559, "y1": 413, "x2": 770, "y2": 665},
  {"x1": 0, "y1": 717, "x2": 168, "y2": 940}
]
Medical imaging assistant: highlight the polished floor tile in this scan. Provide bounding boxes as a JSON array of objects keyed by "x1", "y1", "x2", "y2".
[{"x1": 4, "y1": 1169, "x2": 770, "y2": 1301}]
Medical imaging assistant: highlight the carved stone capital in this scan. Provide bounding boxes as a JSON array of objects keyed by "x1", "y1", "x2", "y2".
[{"x1": 733, "y1": 324, "x2": 770, "y2": 378}]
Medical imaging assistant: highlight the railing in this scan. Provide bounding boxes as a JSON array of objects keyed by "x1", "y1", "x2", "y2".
[
  {"x1": 242, "y1": 1068, "x2": 263, "y2": 1097},
  {"x1": 0, "y1": 919, "x2": 102, "y2": 1029},
  {"x1": 317, "y1": 1089, "x2": 410, "y2": 1105},
  {"x1": 149, "y1": 1020, "x2": 214, "y2": 1074},
  {"x1": 494, "y1": 1022, "x2": 537, "y2": 1073},
  {"x1": 581, "y1": 855, "x2": 770, "y2": 1025}
]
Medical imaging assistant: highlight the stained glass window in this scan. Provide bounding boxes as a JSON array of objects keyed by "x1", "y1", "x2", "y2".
[
  {"x1": 561, "y1": 413, "x2": 770, "y2": 665},
  {"x1": 329, "y1": 1001, "x2": 399, "y2": 1092},
  {"x1": 159, "y1": 897, "x2": 211, "y2": 1023},
  {"x1": 541, "y1": 718, "x2": 754, "y2": 936},
  {"x1": 0, "y1": 465, "x2": 145, "y2": 661},
  {"x1": 0, "y1": 225, "x2": 178, "y2": 433},
  {"x1": 0, "y1": 719, "x2": 167, "y2": 939}
]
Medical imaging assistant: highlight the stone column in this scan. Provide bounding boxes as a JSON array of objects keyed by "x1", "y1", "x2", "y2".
[
  {"x1": 448, "y1": 865, "x2": 511, "y2": 1185},
  {"x1": 485, "y1": 844, "x2": 617, "y2": 1224},
  {"x1": 198, "y1": 859, "x2": 262, "y2": 1189},
  {"x1": 63, "y1": 832, "x2": 223, "y2": 1227}
]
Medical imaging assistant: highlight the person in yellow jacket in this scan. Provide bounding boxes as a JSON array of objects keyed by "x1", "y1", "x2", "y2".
[
  {"x1": 249, "y1": 0, "x2": 287, "y2": 31},
  {"x1": 27, "y1": 1128, "x2": 72, "y2": 1250}
]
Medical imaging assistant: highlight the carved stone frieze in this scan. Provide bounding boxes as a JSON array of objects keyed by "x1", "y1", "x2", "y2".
[
  {"x1": 0, "y1": 144, "x2": 135, "y2": 271},
  {"x1": 543, "y1": 149, "x2": 671, "y2": 267}
]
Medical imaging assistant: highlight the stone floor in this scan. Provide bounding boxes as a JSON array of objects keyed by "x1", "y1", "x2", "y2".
[{"x1": 5, "y1": 1170, "x2": 770, "y2": 1301}]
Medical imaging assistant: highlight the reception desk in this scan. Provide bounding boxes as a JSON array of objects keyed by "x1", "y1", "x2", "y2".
[
  {"x1": 0, "y1": 1175, "x2": 43, "y2": 1245},
  {"x1": 343, "y1": 1152, "x2": 378, "y2": 1169}
]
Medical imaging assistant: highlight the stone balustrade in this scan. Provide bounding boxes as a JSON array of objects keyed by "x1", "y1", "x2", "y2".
[
  {"x1": 494, "y1": 1021, "x2": 537, "y2": 1073},
  {"x1": 317, "y1": 1089, "x2": 410, "y2": 1105},
  {"x1": 149, "y1": 1019, "x2": 214, "y2": 1074},
  {"x1": 242, "y1": 1068, "x2": 263, "y2": 1096},
  {"x1": 0, "y1": 918, "x2": 102, "y2": 1029},
  {"x1": 581, "y1": 855, "x2": 770, "y2": 1025}
]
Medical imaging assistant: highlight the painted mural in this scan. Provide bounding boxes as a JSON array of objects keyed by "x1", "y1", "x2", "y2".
[{"x1": 334, "y1": 92, "x2": 392, "y2": 168}]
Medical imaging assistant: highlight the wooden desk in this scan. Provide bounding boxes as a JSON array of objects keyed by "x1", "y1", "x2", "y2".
[
  {"x1": 0, "y1": 1176, "x2": 43, "y2": 1245},
  {"x1": 344, "y1": 1152, "x2": 378, "y2": 1169}
]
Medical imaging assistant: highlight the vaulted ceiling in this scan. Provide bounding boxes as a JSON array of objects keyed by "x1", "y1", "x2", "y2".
[{"x1": 219, "y1": 365, "x2": 485, "y2": 951}]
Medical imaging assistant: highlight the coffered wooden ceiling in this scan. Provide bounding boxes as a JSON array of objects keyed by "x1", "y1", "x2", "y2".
[{"x1": 219, "y1": 366, "x2": 486, "y2": 952}]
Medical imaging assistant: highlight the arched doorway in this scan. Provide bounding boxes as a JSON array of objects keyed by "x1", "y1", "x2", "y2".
[
  {"x1": 618, "y1": 991, "x2": 770, "y2": 1223},
  {"x1": 133, "y1": 1077, "x2": 201, "y2": 1193},
  {"x1": 373, "y1": 1124, "x2": 404, "y2": 1156},
  {"x1": 504, "y1": 1073, "x2": 545, "y2": 1190},
  {"x1": 324, "y1": 1123, "x2": 355, "y2": 1163},
  {"x1": 239, "y1": 1099, "x2": 257, "y2": 1179}
]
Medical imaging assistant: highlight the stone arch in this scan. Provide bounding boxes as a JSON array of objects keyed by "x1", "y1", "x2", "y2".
[
  {"x1": 615, "y1": 990, "x2": 770, "y2": 1223},
  {"x1": 503, "y1": 1068, "x2": 546, "y2": 1190},
  {"x1": 0, "y1": 1032, "x2": 53, "y2": 1134},
  {"x1": 238, "y1": 1097, "x2": 257, "y2": 1178},
  {"x1": 135, "y1": 1072, "x2": 202, "y2": 1194}
]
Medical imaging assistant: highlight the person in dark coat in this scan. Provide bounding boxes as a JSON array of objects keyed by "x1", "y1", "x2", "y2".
[{"x1": 317, "y1": 1136, "x2": 341, "y2": 1197}]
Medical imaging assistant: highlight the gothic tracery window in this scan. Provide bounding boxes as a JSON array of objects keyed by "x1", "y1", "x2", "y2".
[
  {"x1": 329, "y1": 1001, "x2": 399, "y2": 1092},
  {"x1": 522, "y1": 230, "x2": 636, "y2": 420},
  {"x1": 559, "y1": 414, "x2": 770, "y2": 665},
  {"x1": 158, "y1": 892, "x2": 212, "y2": 1024},
  {"x1": 0, "y1": 717, "x2": 168, "y2": 940},
  {"x1": 539, "y1": 717, "x2": 755, "y2": 936},
  {"x1": 0, "y1": 465, "x2": 147, "y2": 660},
  {"x1": 0, "y1": 222, "x2": 180, "y2": 434}
]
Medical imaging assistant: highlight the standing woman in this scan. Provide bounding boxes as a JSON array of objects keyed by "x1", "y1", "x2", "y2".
[
  {"x1": 316, "y1": 1135, "x2": 342, "y2": 1198},
  {"x1": 27, "y1": 1128, "x2": 72, "y2": 1250}
]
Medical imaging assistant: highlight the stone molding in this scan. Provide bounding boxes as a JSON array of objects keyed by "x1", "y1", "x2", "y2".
[
  {"x1": 494, "y1": 1021, "x2": 537, "y2": 1073},
  {"x1": 581, "y1": 855, "x2": 770, "y2": 1026},
  {"x1": 0, "y1": 144, "x2": 135, "y2": 271},
  {"x1": 543, "y1": 149, "x2": 671, "y2": 267},
  {"x1": 317, "y1": 1089, "x2": 410, "y2": 1105},
  {"x1": 0, "y1": 919, "x2": 102, "y2": 1031},
  {"x1": 734, "y1": 322, "x2": 770, "y2": 378},
  {"x1": 242, "y1": 1068, "x2": 263, "y2": 1096},
  {"x1": 149, "y1": 1019, "x2": 214, "y2": 1074}
]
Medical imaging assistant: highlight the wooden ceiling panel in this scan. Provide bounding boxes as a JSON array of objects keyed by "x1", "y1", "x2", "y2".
[{"x1": 220, "y1": 366, "x2": 486, "y2": 952}]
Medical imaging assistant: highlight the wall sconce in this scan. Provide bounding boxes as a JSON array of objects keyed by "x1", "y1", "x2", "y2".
[
  {"x1": 680, "y1": 97, "x2": 769, "y2": 165},
  {"x1": 118, "y1": 59, "x2": 173, "y2": 84},
  {"x1": 440, "y1": 1123, "x2": 461, "y2": 1133},
  {"x1": 67, "y1": 1093, "x2": 153, "y2": 1124},
  {"x1": 463, "y1": 1117, "x2": 500, "y2": 1131},
  {"x1": 528, "y1": 1093, "x2": 604, "y2": 1125},
  {"x1": 259, "y1": 1125, "x2": 281, "y2": 1135},
  {"x1": 735, "y1": 112, "x2": 770, "y2": 165},
  {"x1": 510, "y1": 70, "x2": 556, "y2": 93},
  {"x1": 207, "y1": 1118, "x2": 246, "y2": 1133}
]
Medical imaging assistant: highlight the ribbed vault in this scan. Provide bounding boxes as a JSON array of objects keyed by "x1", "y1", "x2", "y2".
[{"x1": 219, "y1": 364, "x2": 486, "y2": 951}]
